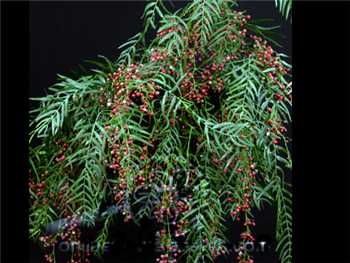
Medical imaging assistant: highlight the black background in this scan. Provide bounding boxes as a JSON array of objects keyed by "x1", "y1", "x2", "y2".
[{"x1": 2, "y1": 1, "x2": 350, "y2": 263}]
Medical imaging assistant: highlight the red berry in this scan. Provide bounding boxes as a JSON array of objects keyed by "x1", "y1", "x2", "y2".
[{"x1": 279, "y1": 126, "x2": 287, "y2": 133}]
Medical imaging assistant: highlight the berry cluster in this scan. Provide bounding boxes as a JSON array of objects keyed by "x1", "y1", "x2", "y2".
[
  {"x1": 180, "y1": 61, "x2": 225, "y2": 103},
  {"x1": 60, "y1": 186, "x2": 71, "y2": 215},
  {"x1": 233, "y1": 11, "x2": 252, "y2": 27},
  {"x1": 29, "y1": 168, "x2": 71, "y2": 217},
  {"x1": 251, "y1": 35, "x2": 288, "y2": 75},
  {"x1": 104, "y1": 125, "x2": 132, "y2": 221},
  {"x1": 44, "y1": 254, "x2": 55, "y2": 263},
  {"x1": 107, "y1": 66, "x2": 135, "y2": 116},
  {"x1": 129, "y1": 84, "x2": 160, "y2": 116},
  {"x1": 266, "y1": 116, "x2": 289, "y2": 146},
  {"x1": 63, "y1": 216, "x2": 92, "y2": 263},
  {"x1": 150, "y1": 48, "x2": 168, "y2": 62},
  {"x1": 186, "y1": 32, "x2": 200, "y2": 48},
  {"x1": 230, "y1": 160, "x2": 257, "y2": 220},
  {"x1": 156, "y1": 228, "x2": 180, "y2": 263},
  {"x1": 219, "y1": 11, "x2": 251, "y2": 47},
  {"x1": 105, "y1": 126, "x2": 148, "y2": 222},
  {"x1": 157, "y1": 26, "x2": 177, "y2": 38},
  {"x1": 55, "y1": 140, "x2": 69, "y2": 163},
  {"x1": 248, "y1": 34, "x2": 292, "y2": 103},
  {"x1": 39, "y1": 234, "x2": 57, "y2": 249},
  {"x1": 39, "y1": 216, "x2": 91, "y2": 263},
  {"x1": 174, "y1": 200, "x2": 189, "y2": 238},
  {"x1": 204, "y1": 237, "x2": 227, "y2": 260},
  {"x1": 235, "y1": 157, "x2": 258, "y2": 263},
  {"x1": 108, "y1": 63, "x2": 162, "y2": 118},
  {"x1": 154, "y1": 184, "x2": 192, "y2": 263},
  {"x1": 240, "y1": 231, "x2": 255, "y2": 242},
  {"x1": 39, "y1": 216, "x2": 86, "y2": 263},
  {"x1": 58, "y1": 215, "x2": 81, "y2": 241},
  {"x1": 154, "y1": 185, "x2": 176, "y2": 223},
  {"x1": 29, "y1": 180, "x2": 46, "y2": 199}
]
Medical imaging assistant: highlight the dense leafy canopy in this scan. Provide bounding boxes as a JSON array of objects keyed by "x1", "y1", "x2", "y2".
[{"x1": 29, "y1": 1, "x2": 292, "y2": 263}]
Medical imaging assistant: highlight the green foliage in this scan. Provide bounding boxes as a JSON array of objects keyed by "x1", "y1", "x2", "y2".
[
  {"x1": 275, "y1": 0, "x2": 292, "y2": 21},
  {"x1": 275, "y1": 178, "x2": 292, "y2": 263},
  {"x1": 65, "y1": 115, "x2": 107, "y2": 224},
  {"x1": 29, "y1": 1, "x2": 292, "y2": 263},
  {"x1": 29, "y1": 75, "x2": 104, "y2": 140},
  {"x1": 182, "y1": 179, "x2": 227, "y2": 263},
  {"x1": 189, "y1": 0, "x2": 223, "y2": 47}
]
